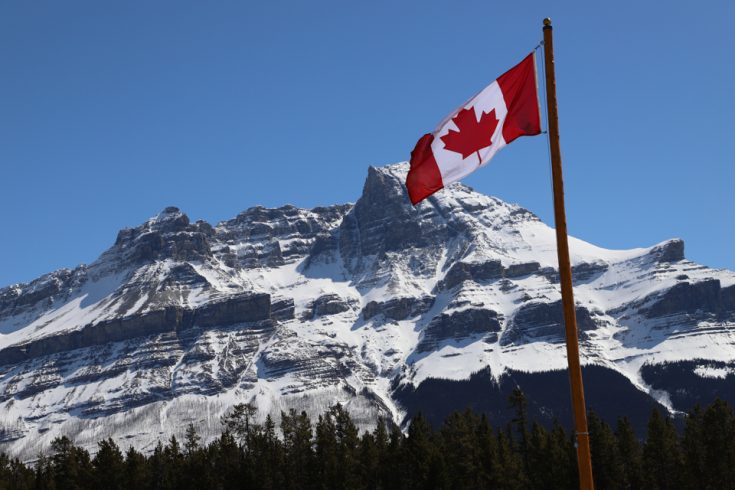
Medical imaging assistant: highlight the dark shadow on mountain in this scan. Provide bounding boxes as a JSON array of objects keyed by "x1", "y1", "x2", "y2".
[
  {"x1": 394, "y1": 364, "x2": 668, "y2": 437},
  {"x1": 641, "y1": 359, "x2": 735, "y2": 412}
]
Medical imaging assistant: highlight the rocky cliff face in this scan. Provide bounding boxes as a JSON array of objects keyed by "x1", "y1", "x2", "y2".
[{"x1": 1, "y1": 163, "x2": 734, "y2": 459}]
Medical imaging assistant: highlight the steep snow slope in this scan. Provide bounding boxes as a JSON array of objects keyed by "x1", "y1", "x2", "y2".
[{"x1": 0, "y1": 163, "x2": 734, "y2": 458}]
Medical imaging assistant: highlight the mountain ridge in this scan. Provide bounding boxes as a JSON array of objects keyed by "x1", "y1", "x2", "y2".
[{"x1": 0, "y1": 162, "x2": 734, "y2": 459}]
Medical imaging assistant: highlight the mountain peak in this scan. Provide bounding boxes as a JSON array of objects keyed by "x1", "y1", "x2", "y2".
[{"x1": 1, "y1": 163, "x2": 733, "y2": 461}]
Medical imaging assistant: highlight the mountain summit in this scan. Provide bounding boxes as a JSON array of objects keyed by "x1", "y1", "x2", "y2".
[{"x1": 1, "y1": 163, "x2": 734, "y2": 458}]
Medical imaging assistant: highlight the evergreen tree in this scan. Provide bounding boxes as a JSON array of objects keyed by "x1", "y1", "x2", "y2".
[
  {"x1": 525, "y1": 421, "x2": 551, "y2": 489},
  {"x1": 247, "y1": 414, "x2": 284, "y2": 490},
  {"x1": 475, "y1": 414, "x2": 499, "y2": 489},
  {"x1": 615, "y1": 417, "x2": 644, "y2": 490},
  {"x1": 220, "y1": 402, "x2": 258, "y2": 448},
  {"x1": 643, "y1": 409, "x2": 684, "y2": 489},
  {"x1": 380, "y1": 421, "x2": 405, "y2": 490},
  {"x1": 281, "y1": 409, "x2": 314, "y2": 489},
  {"x1": 122, "y1": 446, "x2": 147, "y2": 490},
  {"x1": 494, "y1": 430, "x2": 527, "y2": 490},
  {"x1": 148, "y1": 440, "x2": 169, "y2": 489},
  {"x1": 546, "y1": 421, "x2": 577, "y2": 489},
  {"x1": 587, "y1": 410, "x2": 624, "y2": 490},
  {"x1": 330, "y1": 404, "x2": 362, "y2": 489},
  {"x1": 13, "y1": 397, "x2": 735, "y2": 490},
  {"x1": 315, "y1": 412, "x2": 339, "y2": 489},
  {"x1": 182, "y1": 424, "x2": 213, "y2": 490},
  {"x1": 33, "y1": 454, "x2": 54, "y2": 490},
  {"x1": 405, "y1": 412, "x2": 444, "y2": 489},
  {"x1": 440, "y1": 410, "x2": 481, "y2": 489},
  {"x1": 184, "y1": 423, "x2": 201, "y2": 456},
  {"x1": 508, "y1": 387, "x2": 530, "y2": 469},
  {"x1": 49, "y1": 436, "x2": 92, "y2": 490},
  {"x1": 209, "y1": 430, "x2": 243, "y2": 490},
  {"x1": 0, "y1": 453, "x2": 33, "y2": 490},
  {"x1": 92, "y1": 438, "x2": 124, "y2": 490},
  {"x1": 700, "y1": 398, "x2": 735, "y2": 489},
  {"x1": 358, "y1": 432, "x2": 380, "y2": 490}
]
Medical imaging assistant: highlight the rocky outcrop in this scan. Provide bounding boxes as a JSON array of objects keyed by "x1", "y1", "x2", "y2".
[
  {"x1": 0, "y1": 268, "x2": 87, "y2": 324},
  {"x1": 417, "y1": 308, "x2": 501, "y2": 352},
  {"x1": 338, "y1": 167, "x2": 461, "y2": 268},
  {"x1": 649, "y1": 239, "x2": 685, "y2": 263},
  {"x1": 304, "y1": 294, "x2": 352, "y2": 319},
  {"x1": 572, "y1": 262, "x2": 609, "y2": 282},
  {"x1": 362, "y1": 296, "x2": 434, "y2": 321},
  {"x1": 438, "y1": 261, "x2": 504, "y2": 290},
  {"x1": 723, "y1": 285, "x2": 735, "y2": 312},
  {"x1": 0, "y1": 292, "x2": 272, "y2": 366},
  {"x1": 216, "y1": 204, "x2": 350, "y2": 268},
  {"x1": 504, "y1": 262, "x2": 541, "y2": 278},
  {"x1": 271, "y1": 297, "x2": 295, "y2": 322},
  {"x1": 114, "y1": 207, "x2": 213, "y2": 265},
  {"x1": 642, "y1": 279, "x2": 731, "y2": 319},
  {"x1": 0, "y1": 163, "x2": 733, "y2": 460},
  {"x1": 502, "y1": 300, "x2": 597, "y2": 345}
]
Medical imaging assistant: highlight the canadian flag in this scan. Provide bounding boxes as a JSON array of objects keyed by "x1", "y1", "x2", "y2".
[{"x1": 406, "y1": 52, "x2": 542, "y2": 205}]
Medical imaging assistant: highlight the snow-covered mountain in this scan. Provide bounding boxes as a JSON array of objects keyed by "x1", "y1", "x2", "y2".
[{"x1": 1, "y1": 163, "x2": 734, "y2": 459}]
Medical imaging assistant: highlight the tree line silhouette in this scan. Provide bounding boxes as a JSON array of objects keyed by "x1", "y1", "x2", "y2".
[{"x1": 1, "y1": 390, "x2": 735, "y2": 489}]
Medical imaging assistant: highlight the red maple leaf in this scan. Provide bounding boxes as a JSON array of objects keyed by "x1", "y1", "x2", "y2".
[{"x1": 440, "y1": 106, "x2": 499, "y2": 163}]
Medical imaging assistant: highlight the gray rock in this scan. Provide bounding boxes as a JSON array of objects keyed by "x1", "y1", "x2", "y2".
[
  {"x1": 504, "y1": 262, "x2": 541, "y2": 278},
  {"x1": 417, "y1": 308, "x2": 501, "y2": 352},
  {"x1": 439, "y1": 260, "x2": 503, "y2": 290},
  {"x1": 722, "y1": 285, "x2": 735, "y2": 312},
  {"x1": 307, "y1": 294, "x2": 352, "y2": 318},
  {"x1": 649, "y1": 239, "x2": 685, "y2": 263},
  {"x1": 271, "y1": 297, "x2": 295, "y2": 322},
  {"x1": 502, "y1": 300, "x2": 596, "y2": 345},
  {"x1": 362, "y1": 296, "x2": 434, "y2": 321},
  {"x1": 572, "y1": 262, "x2": 609, "y2": 282},
  {"x1": 0, "y1": 292, "x2": 273, "y2": 366},
  {"x1": 643, "y1": 279, "x2": 722, "y2": 318}
]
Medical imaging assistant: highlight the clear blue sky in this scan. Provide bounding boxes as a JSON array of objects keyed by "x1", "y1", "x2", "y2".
[{"x1": 1, "y1": 1, "x2": 733, "y2": 287}]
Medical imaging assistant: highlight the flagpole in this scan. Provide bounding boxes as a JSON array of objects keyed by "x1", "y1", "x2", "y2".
[{"x1": 541, "y1": 18, "x2": 595, "y2": 490}]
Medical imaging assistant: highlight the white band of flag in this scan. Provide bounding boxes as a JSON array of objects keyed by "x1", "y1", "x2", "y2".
[{"x1": 406, "y1": 52, "x2": 542, "y2": 205}]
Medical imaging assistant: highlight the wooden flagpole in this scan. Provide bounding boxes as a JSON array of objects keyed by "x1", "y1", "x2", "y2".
[{"x1": 541, "y1": 18, "x2": 595, "y2": 490}]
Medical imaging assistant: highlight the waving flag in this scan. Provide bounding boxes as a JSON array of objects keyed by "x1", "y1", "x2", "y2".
[{"x1": 406, "y1": 52, "x2": 542, "y2": 205}]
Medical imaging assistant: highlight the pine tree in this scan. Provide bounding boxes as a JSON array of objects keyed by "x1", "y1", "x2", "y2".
[
  {"x1": 508, "y1": 387, "x2": 530, "y2": 469},
  {"x1": 122, "y1": 446, "x2": 147, "y2": 490},
  {"x1": 315, "y1": 412, "x2": 339, "y2": 489},
  {"x1": 183, "y1": 423, "x2": 201, "y2": 456},
  {"x1": 149, "y1": 440, "x2": 168, "y2": 489},
  {"x1": 615, "y1": 417, "x2": 643, "y2": 490},
  {"x1": 700, "y1": 398, "x2": 735, "y2": 489},
  {"x1": 381, "y1": 421, "x2": 405, "y2": 490},
  {"x1": 525, "y1": 421, "x2": 551, "y2": 489},
  {"x1": 358, "y1": 432, "x2": 380, "y2": 490},
  {"x1": 220, "y1": 402, "x2": 258, "y2": 449},
  {"x1": 440, "y1": 410, "x2": 481, "y2": 489},
  {"x1": 281, "y1": 409, "x2": 314, "y2": 489},
  {"x1": 476, "y1": 414, "x2": 499, "y2": 489},
  {"x1": 92, "y1": 438, "x2": 124, "y2": 490},
  {"x1": 0, "y1": 453, "x2": 33, "y2": 490},
  {"x1": 588, "y1": 410, "x2": 624, "y2": 490},
  {"x1": 547, "y1": 421, "x2": 577, "y2": 489},
  {"x1": 210, "y1": 430, "x2": 243, "y2": 490},
  {"x1": 681, "y1": 405, "x2": 705, "y2": 489},
  {"x1": 33, "y1": 454, "x2": 54, "y2": 490},
  {"x1": 331, "y1": 404, "x2": 361, "y2": 489},
  {"x1": 495, "y1": 430, "x2": 528, "y2": 490},
  {"x1": 405, "y1": 412, "x2": 443, "y2": 489},
  {"x1": 642, "y1": 409, "x2": 684, "y2": 489},
  {"x1": 49, "y1": 436, "x2": 92, "y2": 490}
]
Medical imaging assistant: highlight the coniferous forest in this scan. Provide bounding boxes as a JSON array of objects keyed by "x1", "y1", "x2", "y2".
[{"x1": 2, "y1": 391, "x2": 735, "y2": 489}]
